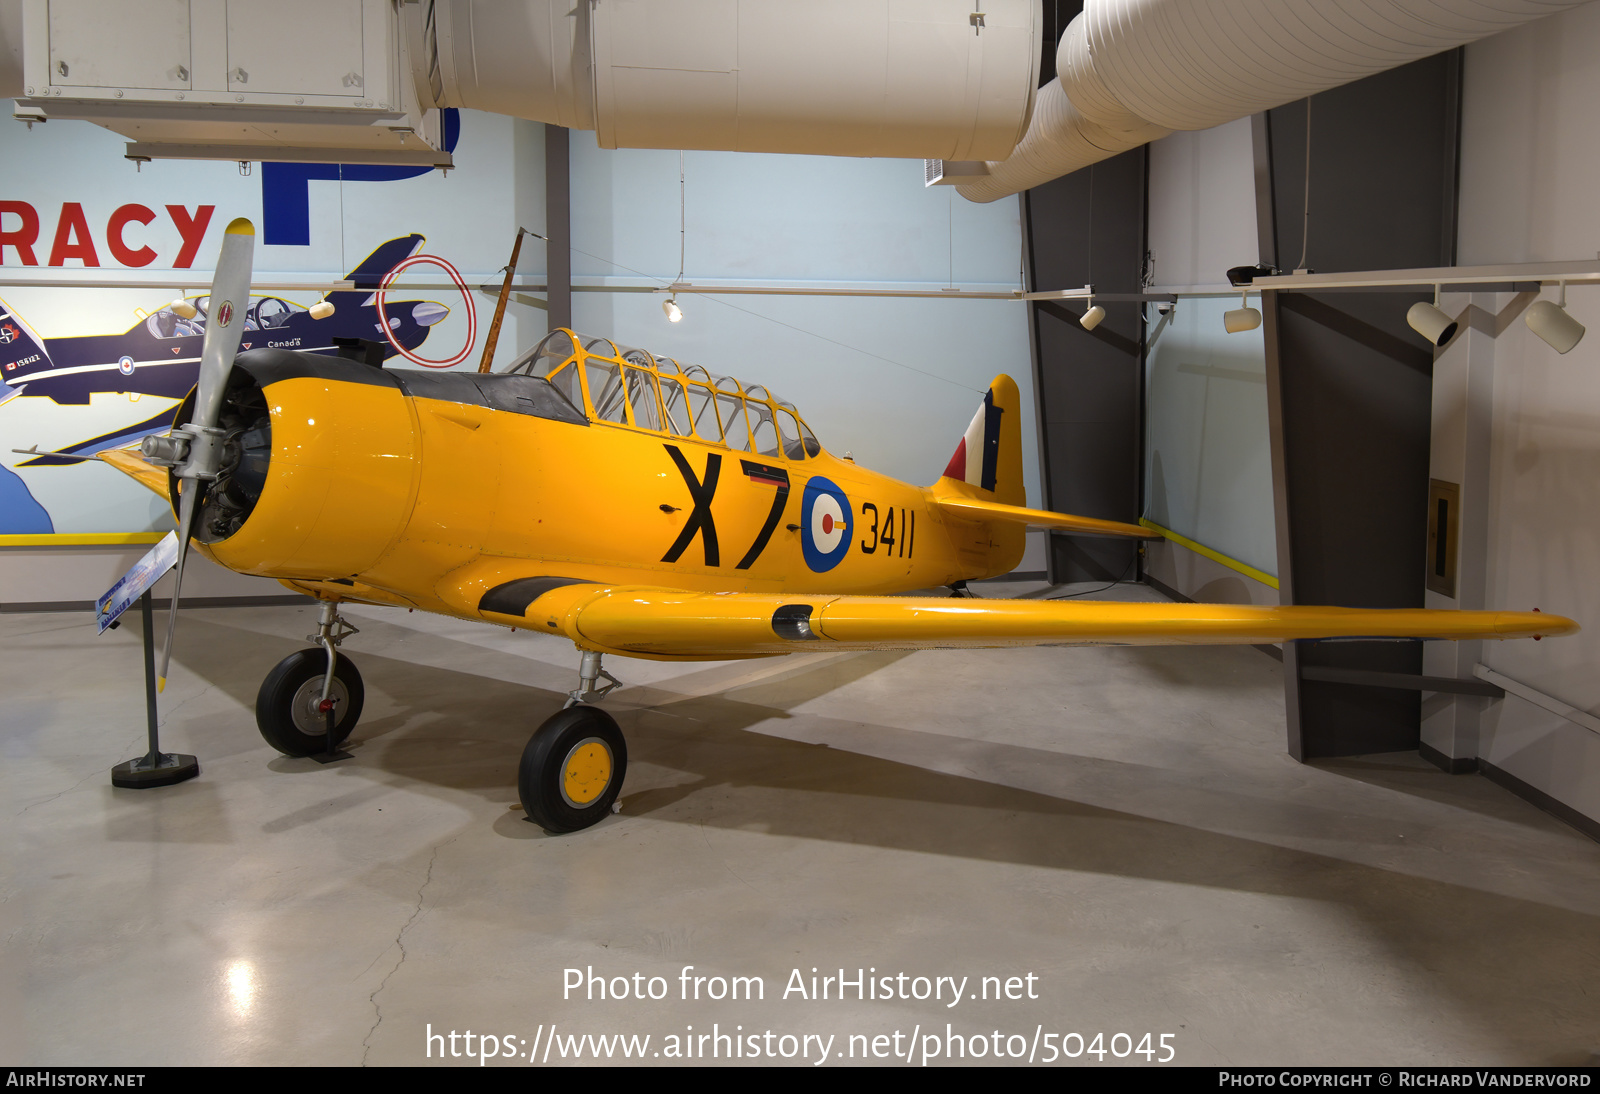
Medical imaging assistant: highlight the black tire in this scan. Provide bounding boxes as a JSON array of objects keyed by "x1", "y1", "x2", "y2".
[
  {"x1": 255, "y1": 648, "x2": 365, "y2": 757},
  {"x1": 519, "y1": 705, "x2": 627, "y2": 833}
]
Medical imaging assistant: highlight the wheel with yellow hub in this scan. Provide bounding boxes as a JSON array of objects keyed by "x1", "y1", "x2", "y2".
[{"x1": 519, "y1": 705, "x2": 627, "y2": 833}]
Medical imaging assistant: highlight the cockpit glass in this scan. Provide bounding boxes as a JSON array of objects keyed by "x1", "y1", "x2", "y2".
[
  {"x1": 777, "y1": 408, "x2": 804, "y2": 459},
  {"x1": 715, "y1": 391, "x2": 753, "y2": 451},
  {"x1": 252, "y1": 297, "x2": 298, "y2": 329},
  {"x1": 512, "y1": 331, "x2": 823, "y2": 453},
  {"x1": 748, "y1": 399, "x2": 780, "y2": 457},
  {"x1": 146, "y1": 299, "x2": 207, "y2": 339}
]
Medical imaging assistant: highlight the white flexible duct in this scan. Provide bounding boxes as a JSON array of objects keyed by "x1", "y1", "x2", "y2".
[
  {"x1": 957, "y1": 0, "x2": 1593, "y2": 203},
  {"x1": 425, "y1": 0, "x2": 1041, "y2": 161}
]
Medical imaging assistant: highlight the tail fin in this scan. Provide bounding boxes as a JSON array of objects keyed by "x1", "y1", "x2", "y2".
[
  {"x1": 322, "y1": 234, "x2": 425, "y2": 307},
  {"x1": 937, "y1": 375, "x2": 1024, "y2": 507},
  {"x1": 933, "y1": 375, "x2": 1026, "y2": 579},
  {"x1": 0, "y1": 298, "x2": 54, "y2": 385}
]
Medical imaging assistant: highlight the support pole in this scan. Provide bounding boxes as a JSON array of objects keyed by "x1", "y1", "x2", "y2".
[
  {"x1": 111, "y1": 590, "x2": 199, "y2": 789},
  {"x1": 545, "y1": 124, "x2": 572, "y2": 332}
]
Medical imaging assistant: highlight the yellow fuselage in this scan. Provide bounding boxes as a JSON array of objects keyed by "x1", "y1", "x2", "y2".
[{"x1": 198, "y1": 368, "x2": 1021, "y2": 626}]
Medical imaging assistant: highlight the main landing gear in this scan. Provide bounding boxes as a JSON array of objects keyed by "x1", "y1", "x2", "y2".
[
  {"x1": 519, "y1": 650, "x2": 628, "y2": 834},
  {"x1": 255, "y1": 602, "x2": 364, "y2": 758}
]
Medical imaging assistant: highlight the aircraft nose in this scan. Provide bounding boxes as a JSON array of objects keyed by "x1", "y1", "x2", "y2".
[{"x1": 413, "y1": 301, "x2": 450, "y2": 326}]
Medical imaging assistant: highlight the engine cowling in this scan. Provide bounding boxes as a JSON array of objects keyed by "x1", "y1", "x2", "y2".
[{"x1": 183, "y1": 349, "x2": 421, "y2": 581}]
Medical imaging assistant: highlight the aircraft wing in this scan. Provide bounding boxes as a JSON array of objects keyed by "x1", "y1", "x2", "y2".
[
  {"x1": 98, "y1": 446, "x2": 170, "y2": 497},
  {"x1": 489, "y1": 583, "x2": 1575, "y2": 661},
  {"x1": 931, "y1": 495, "x2": 1157, "y2": 538}
]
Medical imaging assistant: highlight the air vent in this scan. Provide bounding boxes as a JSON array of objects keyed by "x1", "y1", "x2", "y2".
[{"x1": 925, "y1": 160, "x2": 990, "y2": 187}]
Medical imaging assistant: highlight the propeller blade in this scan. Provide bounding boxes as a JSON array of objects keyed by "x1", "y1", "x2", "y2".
[
  {"x1": 156, "y1": 216, "x2": 254, "y2": 692},
  {"x1": 192, "y1": 218, "x2": 256, "y2": 430},
  {"x1": 156, "y1": 482, "x2": 201, "y2": 692}
]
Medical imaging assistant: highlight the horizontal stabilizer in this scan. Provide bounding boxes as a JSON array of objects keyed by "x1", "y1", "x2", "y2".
[{"x1": 932, "y1": 493, "x2": 1158, "y2": 539}]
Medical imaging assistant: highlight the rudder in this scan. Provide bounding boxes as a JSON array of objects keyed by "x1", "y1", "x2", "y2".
[
  {"x1": 938, "y1": 375, "x2": 1024, "y2": 507},
  {"x1": 934, "y1": 375, "x2": 1026, "y2": 578}
]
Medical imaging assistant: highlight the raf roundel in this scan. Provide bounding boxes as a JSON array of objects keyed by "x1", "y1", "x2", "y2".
[{"x1": 800, "y1": 476, "x2": 852, "y2": 572}]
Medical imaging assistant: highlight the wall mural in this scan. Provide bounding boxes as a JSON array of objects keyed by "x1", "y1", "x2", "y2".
[{"x1": 0, "y1": 108, "x2": 533, "y2": 536}]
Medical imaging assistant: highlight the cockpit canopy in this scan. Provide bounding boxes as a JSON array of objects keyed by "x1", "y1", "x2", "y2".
[
  {"x1": 144, "y1": 295, "x2": 304, "y2": 339},
  {"x1": 503, "y1": 329, "x2": 823, "y2": 460}
]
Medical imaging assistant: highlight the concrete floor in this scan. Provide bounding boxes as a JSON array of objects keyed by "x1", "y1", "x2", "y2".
[{"x1": 4, "y1": 582, "x2": 1599, "y2": 1067}]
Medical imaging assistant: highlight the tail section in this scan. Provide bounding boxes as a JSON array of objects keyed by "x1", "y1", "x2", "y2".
[
  {"x1": 933, "y1": 375, "x2": 1026, "y2": 578},
  {"x1": 938, "y1": 375, "x2": 1024, "y2": 507},
  {"x1": 0, "y1": 299, "x2": 54, "y2": 387},
  {"x1": 321, "y1": 234, "x2": 424, "y2": 309}
]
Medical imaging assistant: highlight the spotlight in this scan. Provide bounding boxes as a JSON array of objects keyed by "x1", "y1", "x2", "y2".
[
  {"x1": 1080, "y1": 303, "x2": 1105, "y2": 331},
  {"x1": 308, "y1": 301, "x2": 335, "y2": 320},
  {"x1": 1223, "y1": 291, "x2": 1261, "y2": 333},
  {"x1": 663, "y1": 297, "x2": 683, "y2": 323},
  {"x1": 1406, "y1": 292, "x2": 1457, "y2": 347},
  {"x1": 166, "y1": 298, "x2": 197, "y2": 319},
  {"x1": 1525, "y1": 285, "x2": 1585, "y2": 354}
]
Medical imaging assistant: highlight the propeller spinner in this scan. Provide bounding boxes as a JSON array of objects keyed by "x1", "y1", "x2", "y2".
[{"x1": 138, "y1": 218, "x2": 257, "y2": 691}]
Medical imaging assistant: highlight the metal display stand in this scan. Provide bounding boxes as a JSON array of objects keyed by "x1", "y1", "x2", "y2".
[{"x1": 110, "y1": 590, "x2": 199, "y2": 789}]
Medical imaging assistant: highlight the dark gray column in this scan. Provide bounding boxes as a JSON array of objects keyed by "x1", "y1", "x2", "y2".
[
  {"x1": 1024, "y1": 145, "x2": 1148, "y2": 584},
  {"x1": 1255, "y1": 53, "x2": 1462, "y2": 759},
  {"x1": 545, "y1": 124, "x2": 572, "y2": 332}
]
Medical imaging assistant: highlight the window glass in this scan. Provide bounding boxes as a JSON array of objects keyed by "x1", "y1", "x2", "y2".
[
  {"x1": 252, "y1": 297, "x2": 297, "y2": 329},
  {"x1": 146, "y1": 298, "x2": 207, "y2": 339},
  {"x1": 715, "y1": 391, "x2": 753, "y2": 451},
  {"x1": 507, "y1": 329, "x2": 577, "y2": 376},
  {"x1": 584, "y1": 357, "x2": 627, "y2": 423},
  {"x1": 658, "y1": 377, "x2": 693, "y2": 436},
  {"x1": 623, "y1": 367, "x2": 665, "y2": 431},
  {"x1": 777, "y1": 408, "x2": 804, "y2": 459},
  {"x1": 748, "y1": 399, "x2": 780, "y2": 457},
  {"x1": 799, "y1": 420, "x2": 822, "y2": 457},
  {"x1": 685, "y1": 380, "x2": 722, "y2": 441}
]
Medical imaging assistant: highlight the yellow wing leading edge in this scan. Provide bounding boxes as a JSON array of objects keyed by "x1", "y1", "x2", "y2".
[{"x1": 476, "y1": 582, "x2": 1576, "y2": 662}]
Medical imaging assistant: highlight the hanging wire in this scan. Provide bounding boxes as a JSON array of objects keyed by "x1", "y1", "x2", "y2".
[
  {"x1": 1046, "y1": 552, "x2": 1139, "y2": 599},
  {"x1": 675, "y1": 149, "x2": 686, "y2": 285},
  {"x1": 1296, "y1": 96, "x2": 1313, "y2": 272}
]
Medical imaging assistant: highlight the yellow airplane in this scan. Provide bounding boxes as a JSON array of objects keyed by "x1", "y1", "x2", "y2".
[{"x1": 100, "y1": 219, "x2": 1577, "y2": 833}]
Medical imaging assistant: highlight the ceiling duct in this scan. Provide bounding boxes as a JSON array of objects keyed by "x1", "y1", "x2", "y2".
[
  {"x1": 956, "y1": 0, "x2": 1593, "y2": 203},
  {"x1": 423, "y1": 0, "x2": 1043, "y2": 160},
  {"x1": 6, "y1": 0, "x2": 1043, "y2": 166}
]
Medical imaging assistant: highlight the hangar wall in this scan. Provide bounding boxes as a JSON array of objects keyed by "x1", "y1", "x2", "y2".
[
  {"x1": 1141, "y1": 118, "x2": 1279, "y2": 606},
  {"x1": 1424, "y1": 1, "x2": 1600, "y2": 832},
  {"x1": 0, "y1": 112, "x2": 1042, "y2": 606},
  {"x1": 563, "y1": 133, "x2": 1041, "y2": 516}
]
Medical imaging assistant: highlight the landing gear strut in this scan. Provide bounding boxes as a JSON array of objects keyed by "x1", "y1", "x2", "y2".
[
  {"x1": 255, "y1": 601, "x2": 364, "y2": 758},
  {"x1": 565, "y1": 648, "x2": 621, "y2": 708},
  {"x1": 520, "y1": 650, "x2": 627, "y2": 833}
]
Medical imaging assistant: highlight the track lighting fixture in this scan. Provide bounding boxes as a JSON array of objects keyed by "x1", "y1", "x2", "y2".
[
  {"x1": 1223, "y1": 291, "x2": 1261, "y2": 333},
  {"x1": 1080, "y1": 301, "x2": 1105, "y2": 331},
  {"x1": 1406, "y1": 288, "x2": 1457, "y2": 347},
  {"x1": 1525, "y1": 283, "x2": 1585, "y2": 354},
  {"x1": 663, "y1": 297, "x2": 683, "y2": 323}
]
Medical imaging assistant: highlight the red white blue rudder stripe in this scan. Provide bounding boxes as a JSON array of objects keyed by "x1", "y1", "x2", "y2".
[{"x1": 942, "y1": 389, "x2": 1003, "y2": 493}]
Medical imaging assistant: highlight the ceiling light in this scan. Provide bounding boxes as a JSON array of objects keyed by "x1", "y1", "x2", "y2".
[
  {"x1": 166, "y1": 298, "x2": 197, "y2": 319},
  {"x1": 1080, "y1": 302, "x2": 1105, "y2": 331},
  {"x1": 1525, "y1": 284, "x2": 1585, "y2": 354},
  {"x1": 1406, "y1": 289, "x2": 1457, "y2": 347},
  {"x1": 308, "y1": 301, "x2": 335, "y2": 320},
  {"x1": 663, "y1": 297, "x2": 683, "y2": 323},
  {"x1": 1223, "y1": 291, "x2": 1261, "y2": 333}
]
